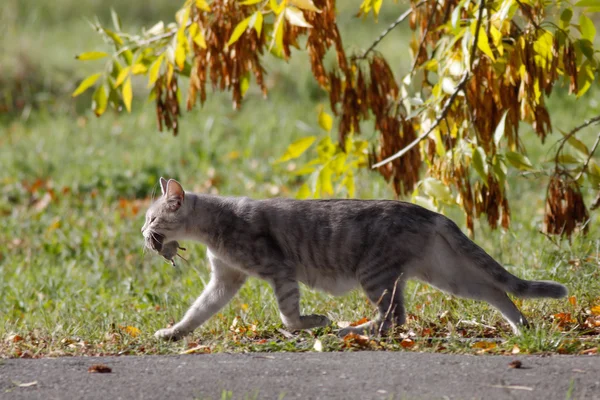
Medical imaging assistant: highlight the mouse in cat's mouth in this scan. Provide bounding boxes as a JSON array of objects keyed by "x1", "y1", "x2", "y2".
[{"x1": 146, "y1": 232, "x2": 187, "y2": 267}]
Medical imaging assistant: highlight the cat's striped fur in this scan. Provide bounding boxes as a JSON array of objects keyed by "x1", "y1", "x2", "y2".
[{"x1": 142, "y1": 178, "x2": 567, "y2": 340}]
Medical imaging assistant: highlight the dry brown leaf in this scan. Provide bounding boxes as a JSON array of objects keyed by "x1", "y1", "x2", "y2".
[
  {"x1": 7, "y1": 334, "x2": 24, "y2": 343},
  {"x1": 580, "y1": 347, "x2": 597, "y2": 355},
  {"x1": 88, "y1": 364, "x2": 112, "y2": 373},
  {"x1": 508, "y1": 360, "x2": 522, "y2": 369},
  {"x1": 400, "y1": 338, "x2": 415, "y2": 349},
  {"x1": 342, "y1": 332, "x2": 370, "y2": 348},
  {"x1": 568, "y1": 296, "x2": 577, "y2": 307},
  {"x1": 511, "y1": 344, "x2": 521, "y2": 354},
  {"x1": 349, "y1": 317, "x2": 370, "y2": 327}
]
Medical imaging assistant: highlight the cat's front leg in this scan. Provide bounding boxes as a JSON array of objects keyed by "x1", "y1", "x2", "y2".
[{"x1": 155, "y1": 255, "x2": 247, "y2": 341}]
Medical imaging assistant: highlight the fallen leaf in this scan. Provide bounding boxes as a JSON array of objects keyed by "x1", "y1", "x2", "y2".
[
  {"x1": 17, "y1": 381, "x2": 38, "y2": 388},
  {"x1": 7, "y1": 334, "x2": 24, "y2": 343},
  {"x1": 313, "y1": 339, "x2": 323, "y2": 352},
  {"x1": 342, "y1": 332, "x2": 370, "y2": 348},
  {"x1": 490, "y1": 384, "x2": 532, "y2": 391},
  {"x1": 350, "y1": 317, "x2": 370, "y2": 327},
  {"x1": 120, "y1": 325, "x2": 141, "y2": 337},
  {"x1": 511, "y1": 344, "x2": 521, "y2": 354},
  {"x1": 181, "y1": 345, "x2": 211, "y2": 354},
  {"x1": 472, "y1": 341, "x2": 497, "y2": 353},
  {"x1": 580, "y1": 347, "x2": 597, "y2": 355},
  {"x1": 552, "y1": 312, "x2": 576, "y2": 327},
  {"x1": 400, "y1": 338, "x2": 415, "y2": 348},
  {"x1": 508, "y1": 360, "x2": 522, "y2": 369},
  {"x1": 256, "y1": 339, "x2": 268, "y2": 344},
  {"x1": 568, "y1": 296, "x2": 577, "y2": 307},
  {"x1": 88, "y1": 364, "x2": 112, "y2": 373},
  {"x1": 590, "y1": 305, "x2": 600, "y2": 315}
]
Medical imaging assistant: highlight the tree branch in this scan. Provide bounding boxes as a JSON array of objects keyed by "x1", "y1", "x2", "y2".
[
  {"x1": 574, "y1": 132, "x2": 600, "y2": 181},
  {"x1": 372, "y1": 0, "x2": 486, "y2": 169},
  {"x1": 355, "y1": 1, "x2": 425, "y2": 60},
  {"x1": 554, "y1": 114, "x2": 600, "y2": 169},
  {"x1": 371, "y1": 71, "x2": 470, "y2": 168}
]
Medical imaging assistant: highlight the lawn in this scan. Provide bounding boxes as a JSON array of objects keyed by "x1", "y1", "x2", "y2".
[{"x1": 1, "y1": 0, "x2": 599, "y2": 358}]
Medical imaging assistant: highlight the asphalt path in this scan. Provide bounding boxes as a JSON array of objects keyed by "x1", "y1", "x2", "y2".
[{"x1": 1, "y1": 352, "x2": 599, "y2": 400}]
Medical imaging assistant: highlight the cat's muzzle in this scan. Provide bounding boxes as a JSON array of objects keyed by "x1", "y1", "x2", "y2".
[{"x1": 146, "y1": 232, "x2": 165, "y2": 252}]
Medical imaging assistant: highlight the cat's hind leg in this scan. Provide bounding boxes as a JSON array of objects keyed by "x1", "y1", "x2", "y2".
[
  {"x1": 484, "y1": 289, "x2": 529, "y2": 335},
  {"x1": 339, "y1": 273, "x2": 406, "y2": 337},
  {"x1": 155, "y1": 254, "x2": 247, "y2": 341},
  {"x1": 270, "y1": 278, "x2": 330, "y2": 331}
]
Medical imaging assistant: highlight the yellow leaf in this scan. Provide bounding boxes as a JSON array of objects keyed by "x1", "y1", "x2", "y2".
[
  {"x1": 195, "y1": 0, "x2": 211, "y2": 11},
  {"x1": 253, "y1": 11, "x2": 264, "y2": 36},
  {"x1": 295, "y1": 183, "x2": 312, "y2": 199},
  {"x1": 122, "y1": 77, "x2": 133, "y2": 112},
  {"x1": 568, "y1": 296, "x2": 577, "y2": 306},
  {"x1": 114, "y1": 67, "x2": 130, "y2": 88},
  {"x1": 72, "y1": 73, "x2": 102, "y2": 97},
  {"x1": 241, "y1": 0, "x2": 263, "y2": 4},
  {"x1": 76, "y1": 51, "x2": 109, "y2": 61},
  {"x1": 181, "y1": 345, "x2": 211, "y2": 354},
  {"x1": 591, "y1": 305, "x2": 600, "y2": 315},
  {"x1": 131, "y1": 63, "x2": 147, "y2": 74},
  {"x1": 285, "y1": 7, "x2": 312, "y2": 28},
  {"x1": 121, "y1": 325, "x2": 141, "y2": 337},
  {"x1": 317, "y1": 163, "x2": 334, "y2": 196},
  {"x1": 289, "y1": 0, "x2": 321, "y2": 12},
  {"x1": 166, "y1": 62, "x2": 174, "y2": 85},
  {"x1": 191, "y1": 23, "x2": 207, "y2": 48},
  {"x1": 476, "y1": 28, "x2": 495, "y2": 61},
  {"x1": 175, "y1": 29, "x2": 187, "y2": 70},
  {"x1": 92, "y1": 84, "x2": 108, "y2": 116},
  {"x1": 318, "y1": 109, "x2": 333, "y2": 131},
  {"x1": 240, "y1": 73, "x2": 250, "y2": 97},
  {"x1": 228, "y1": 16, "x2": 252, "y2": 46},
  {"x1": 270, "y1": 0, "x2": 285, "y2": 14},
  {"x1": 148, "y1": 55, "x2": 164, "y2": 87},
  {"x1": 276, "y1": 136, "x2": 317, "y2": 163},
  {"x1": 373, "y1": 0, "x2": 383, "y2": 16}
]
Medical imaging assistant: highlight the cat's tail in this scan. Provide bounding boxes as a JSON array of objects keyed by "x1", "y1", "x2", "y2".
[{"x1": 439, "y1": 218, "x2": 568, "y2": 299}]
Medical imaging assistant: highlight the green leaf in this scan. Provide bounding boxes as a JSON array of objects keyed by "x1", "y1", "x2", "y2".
[
  {"x1": 318, "y1": 109, "x2": 333, "y2": 132},
  {"x1": 557, "y1": 154, "x2": 582, "y2": 164},
  {"x1": 560, "y1": 8, "x2": 573, "y2": 29},
  {"x1": 579, "y1": 14, "x2": 596, "y2": 41},
  {"x1": 72, "y1": 73, "x2": 102, "y2": 97},
  {"x1": 422, "y1": 177, "x2": 453, "y2": 203},
  {"x1": 577, "y1": 59, "x2": 595, "y2": 97},
  {"x1": 228, "y1": 16, "x2": 252, "y2": 46},
  {"x1": 110, "y1": 8, "x2": 122, "y2": 31},
  {"x1": 76, "y1": 51, "x2": 109, "y2": 61},
  {"x1": 240, "y1": 73, "x2": 251, "y2": 97},
  {"x1": 471, "y1": 146, "x2": 488, "y2": 183},
  {"x1": 494, "y1": 111, "x2": 509, "y2": 146},
  {"x1": 122, "y1": 77, "x2": 133, "y2": 112},
  {"x1": 92, "y1": 84, "x2": 108, "y2": 116},
  {"x1": 505, "y1": 151, "x2": 534, "y2": 171},
  {"x1": 103, "y1": 28, "x2": 123, "y2": 47},
  {"x1": 276, "y1": 136, "x2": 317, "y2": 163},
  {"x1": 560, "y1": 130, "x2": 590, "y2": 156}
]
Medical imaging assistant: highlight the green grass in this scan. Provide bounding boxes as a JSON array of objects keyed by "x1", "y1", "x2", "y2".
[{"x1": 1, "y1": 0, "x2": 599, "y2": 358}]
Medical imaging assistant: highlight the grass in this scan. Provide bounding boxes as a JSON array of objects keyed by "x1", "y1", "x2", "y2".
[{"x1": 1, "y1": 0, "x2": 599, "y2": 359}]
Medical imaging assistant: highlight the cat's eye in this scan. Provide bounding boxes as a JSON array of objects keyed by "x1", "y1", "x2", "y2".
[{"x1": 150, "y1": 217, "x2": 156, "y2": 224}]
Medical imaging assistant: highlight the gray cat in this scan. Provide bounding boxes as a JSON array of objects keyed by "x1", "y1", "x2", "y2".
[{"x1": 142, "y1": 177, "x2": 567, "y2": 340}]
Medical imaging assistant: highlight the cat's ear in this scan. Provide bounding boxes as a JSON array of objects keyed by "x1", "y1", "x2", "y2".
[
  {"x1": 165, "y1": 179, "x2": 185, "y2": 211},
  {"x1": 159, "y1": 177, "x2": 168, "y2": 196}
]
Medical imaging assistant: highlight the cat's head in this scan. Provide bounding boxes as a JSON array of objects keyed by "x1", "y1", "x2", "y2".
[{"x1": 141, "y1": 177, "x2": 188, "y2": 253}]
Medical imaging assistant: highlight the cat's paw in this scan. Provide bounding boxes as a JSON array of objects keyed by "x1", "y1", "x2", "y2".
[
  {"x1": 337, "y1": 322, "x2": 375, "y2": 338},
  {"x1": 154, "y1": 327, "x2": 185, "y2": 341}
]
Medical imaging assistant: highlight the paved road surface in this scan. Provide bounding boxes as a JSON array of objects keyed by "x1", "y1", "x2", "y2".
[{"x1": 1, "y1": 352, "x2": 599, "y2": 399}]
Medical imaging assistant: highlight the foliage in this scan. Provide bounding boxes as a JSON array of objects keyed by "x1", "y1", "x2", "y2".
[{"x1": 73, "y1": 0, "x2": 600, "y2": 237}]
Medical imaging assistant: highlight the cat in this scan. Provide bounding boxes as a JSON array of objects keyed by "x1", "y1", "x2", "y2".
[{"x1": 142, "y1": 177, "x2": 567, "y2": 340}]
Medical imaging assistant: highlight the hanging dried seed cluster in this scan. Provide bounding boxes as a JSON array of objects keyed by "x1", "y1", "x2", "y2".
[{"x1": 544, "y1": 173, "x2": 588, "y2": 236}]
